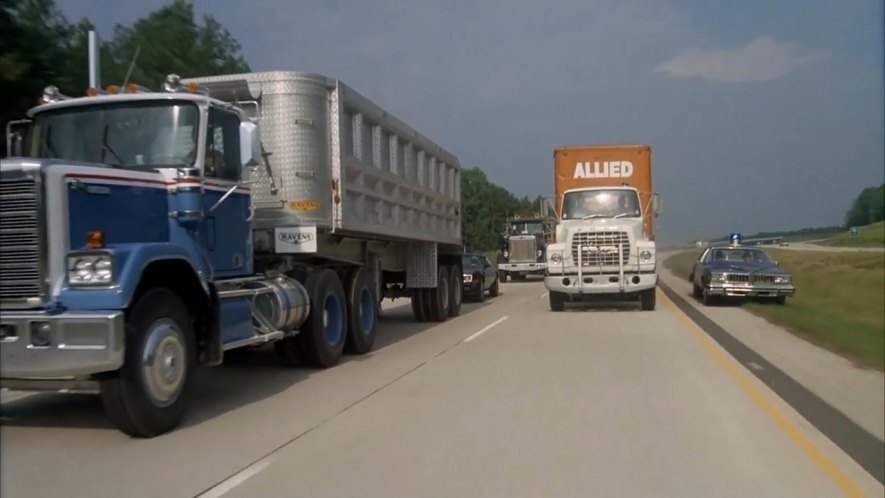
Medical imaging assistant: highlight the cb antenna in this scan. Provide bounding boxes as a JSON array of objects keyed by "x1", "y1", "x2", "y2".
[{"x1": 122, "y1": 45, "x2": 142, "y2": 88}]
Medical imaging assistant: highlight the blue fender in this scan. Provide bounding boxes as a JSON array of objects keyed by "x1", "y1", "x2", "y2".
[{"x1": 59, "y1": 242, "x2": 212, "y2": 311}]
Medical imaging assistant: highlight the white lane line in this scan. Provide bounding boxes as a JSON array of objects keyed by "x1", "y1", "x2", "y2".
[
  {"x1": 539, "y1": 292, "x2": 549, "y2": 298},
  {"x1": 196, "y1": 458, "x2": 275, "y2": 498},
  {"x1": 464, "y1": 316, "x2": 509, "y2": 343}
]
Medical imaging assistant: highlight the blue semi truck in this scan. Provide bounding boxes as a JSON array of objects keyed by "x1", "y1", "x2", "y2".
[{"x1": 0, "y1": 71, "x2": 464, "y2": 437}]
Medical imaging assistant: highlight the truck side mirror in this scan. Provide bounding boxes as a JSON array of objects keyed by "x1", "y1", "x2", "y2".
[
  {"x1": 652, "y1": 193, "x2": 662, "y2": 217},
  {"x1": 6, "y1": 119, "x2": 31, "y2": 157},
  {"x1": 239, "y1": 121, "x2": 261, "y2": 169}
]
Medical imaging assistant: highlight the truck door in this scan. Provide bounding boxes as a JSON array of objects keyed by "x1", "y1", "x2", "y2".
[{"x1": 199, "y1": 106, "x2": 253, "y2": 278}]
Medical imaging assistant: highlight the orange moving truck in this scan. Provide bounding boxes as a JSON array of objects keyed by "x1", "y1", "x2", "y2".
[{"x1": 544, "y1": 145, "x2": 661, "y2": 311}]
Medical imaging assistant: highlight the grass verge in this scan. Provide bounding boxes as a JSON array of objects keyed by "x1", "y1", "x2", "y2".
[
  {"x1": 819, "y1": 221, "x2": 885, "y2": 248},
  {"x1": 664, "y1": 249, "x2": 885, "y2": 369}
]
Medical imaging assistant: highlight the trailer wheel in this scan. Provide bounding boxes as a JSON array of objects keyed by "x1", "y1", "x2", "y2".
[
  {"x1": 640, "y1": 288, "x2": 657, "y2": 311},
  {"x1": 100, "y1": 288, "x2": 194, "y2": 438},
  {"x1": 344, "y1": 267, "x2": 377, "y2": 354},
  {"x1": 298, "y1": 270, "x2": 347, "y2": 368},
  {"x1": 411, "y1": 290, "x2": 426, "y2": 322},
  {"x1": 549, "y1": 291, "x2": 565, "y2": 311},
  {"x1": 427, "y1": 266, "x2": 450, "y2": 322},
  {"x1": 447, "y1": 265, "x2": 462, "y2": 317}
]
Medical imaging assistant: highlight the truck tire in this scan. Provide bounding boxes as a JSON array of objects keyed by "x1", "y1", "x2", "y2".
[
  {"x1": 427, "y1": 266, "x2": 450, "y2": 322},
  {"x1": 344, "y1": 267, "x2": 377, "y2": 354},
  {"x1": 298, "y1": 270, "x2": 347, "y2": 368},
  {"x1": 549, "y1": 291, "x2": 566, "y2": 311},
  {"x1": 100, "y1": 288, "x2": 195, "y2": 438},
  {"x1": 448, "y1": 265, "x2": 462, "y2": 317},
  {"x1": 411, "y1": 290, "x2": 426, "y2": 322},
  {"x1": 640, "y1": 288, "x2": 656, "y2": 311}
]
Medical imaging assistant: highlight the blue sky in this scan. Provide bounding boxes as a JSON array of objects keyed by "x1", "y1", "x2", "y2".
[{"x1": 59, "y1": 0, "x2": 884, "y2": 245}]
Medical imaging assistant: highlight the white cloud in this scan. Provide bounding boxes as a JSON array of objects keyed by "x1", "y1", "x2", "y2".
[{"x1": 656, "y1": 36, "x2": 828, "y2": 83}]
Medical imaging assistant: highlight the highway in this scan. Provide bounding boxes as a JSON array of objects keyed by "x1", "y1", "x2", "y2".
[{"x1": 1, "y1": 279, "x2": 882, "y2": 498}]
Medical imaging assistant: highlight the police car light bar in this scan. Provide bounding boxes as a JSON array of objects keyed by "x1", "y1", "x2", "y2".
[{"x1": 729, "y1": 233, "x2": 742, "y2": 246}]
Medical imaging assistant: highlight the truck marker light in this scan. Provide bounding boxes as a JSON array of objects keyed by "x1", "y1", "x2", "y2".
[
  {"x1": 86, "y1": 230, "x2": 105, "y2": 249},
  {"x1": 105, "y1": 85, "x2": 120, "y2": 94}
]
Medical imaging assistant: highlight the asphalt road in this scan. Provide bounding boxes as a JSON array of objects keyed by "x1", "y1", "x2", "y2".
[{"x1": 1, "y1": 280, "x2": 882, "y2": 498}]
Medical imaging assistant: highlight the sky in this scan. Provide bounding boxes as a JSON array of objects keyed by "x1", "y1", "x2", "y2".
[{"x1": 58, "y1": 0, "x2": 884, "y2": 246}]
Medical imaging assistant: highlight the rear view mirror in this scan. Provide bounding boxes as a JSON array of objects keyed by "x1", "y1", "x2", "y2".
[
  {"x1": 652, "y1": 193, "x2": 662, "y2": 217},
  {"x1": 239, "y1": 121, "x2": 261, "y2": 169}
]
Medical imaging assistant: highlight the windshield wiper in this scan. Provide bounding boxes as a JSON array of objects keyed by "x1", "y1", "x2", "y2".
[
  {"x1": 613, "y1": 212, "x2": 635, "y2": 219},
  {"x1": 42, "y1": 125, "x2": 58, "y2": 158},
  {"x1": 581, "y1": 214, "x2": 606, "y2": 220},
  {"x1": 100, "y1": 125, "x2": 125, "y2": 168}
]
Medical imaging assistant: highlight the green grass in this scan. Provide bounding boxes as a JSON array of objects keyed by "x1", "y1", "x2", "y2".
[
  {"x1": 664, "y1": 249, "x2": 885, "y2": 369},
  {"x1": 819, "y1": 221, "x2": 885, "y2": 248}
]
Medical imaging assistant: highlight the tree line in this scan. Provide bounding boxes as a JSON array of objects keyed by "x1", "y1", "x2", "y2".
[
  {"x1": 844, "y1": 184, "x2": 884, "y2": 228},
  {"x1": 0, "y1": 0, "x2": 538, "y2": 251}
]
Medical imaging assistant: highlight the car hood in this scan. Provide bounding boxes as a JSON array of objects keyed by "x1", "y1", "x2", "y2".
[
  {"x1": 707, "y1": 261, "x2": 788, "y2": 274},
  {"x1": 462, "y1": 262, "x2": 484, "y2": 272}
]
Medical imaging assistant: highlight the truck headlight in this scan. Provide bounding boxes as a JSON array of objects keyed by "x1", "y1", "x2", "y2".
[
  {"x1": 711, "y1": 272, "x2": 726, "y2": 283},
  {"x1": 503, "y1": 250, "x2": 509, "y2": 258},
  {"x1": 640, "y1": 250, "x2": 653, "y2": 262},
  {"x1": 549, "y1": 252, "x2": 562, "y2": 263},
  {"x1": 537, "y1": 249, "x2": 543, "y2": 258},
  {"x1": 67, "y1": 253, "x2": 113, "y2": 286},
  {"x1": 774, "y1": 276, "x2": 791, "y2": 284}
]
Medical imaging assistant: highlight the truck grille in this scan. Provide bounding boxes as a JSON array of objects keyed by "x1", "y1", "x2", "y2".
[
  {"x1": 726, "y1": 274, "x2": 750, "y2": 283},
  {"x1": 570, "y1": 231, "x2": 630, "y2": 266},
  {"x1": 508, "y1": 236, "x2": 536, "y2": 262},
  {"x1": 0, "y1": 177, "x2": 43, "y2": 303}
]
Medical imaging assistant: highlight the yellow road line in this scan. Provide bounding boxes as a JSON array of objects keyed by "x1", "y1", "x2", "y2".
[{"x1": 659, "y1": 290, "x2": 867, "y2": 498}]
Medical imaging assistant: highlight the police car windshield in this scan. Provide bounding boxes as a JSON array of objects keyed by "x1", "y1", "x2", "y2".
[
  {"x1": 27, "y1": 101, "x2": 199, "y2": 170},
  {"x1": 561, "y1": 189, "x2": 641, "y2": 220},
  {"x1": 708, "y1": 248, "x2": 772, "y2": 264}
]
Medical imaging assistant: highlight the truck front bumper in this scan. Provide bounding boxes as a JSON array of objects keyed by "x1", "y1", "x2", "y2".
[
  {"x1": 545, "y1": 272, "x2": 658, "y2": 295},
  {"x1": 498, "y1": 262, "x2": 547, "y2": 272},
  {"x1": 706, "y1": 283, "x2": 795, "y2": 298},
  {"x1": 0, "y1": 310, "x2": 125, "y2": 382}
]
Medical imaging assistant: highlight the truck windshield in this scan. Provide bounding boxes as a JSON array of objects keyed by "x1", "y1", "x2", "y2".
[
  {"x1": 26, "y1": 101, "x2": 199, "y2": 170},
  {"x1": 561, "y1": 189, "x2": 641, "y2": 220},
  {"x1": 510, "y1": 222, "x2": 543, "y2": 234}
]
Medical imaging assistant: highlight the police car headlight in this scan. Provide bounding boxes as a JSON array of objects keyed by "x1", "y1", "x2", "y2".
[
  {"x1": 67, "y1": 253, "x2": 113, "y2": 286},
  {"x1": 640, "y1": 250, "x2": 653, "y2": 262},
  {"x1": 775, "y1": 276, "x2": 791, "y2": 284},
  {"x1": 462, "y1": 274, "x2": 473, "y2": 283},
  {"x1": 711, "y1": 272, "x2": 727, "y2": 283}
]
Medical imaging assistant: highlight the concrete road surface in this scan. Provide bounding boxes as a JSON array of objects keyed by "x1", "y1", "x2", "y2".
[{"x1": 1, "y1": 279, "x2": 882, "y2": 498}]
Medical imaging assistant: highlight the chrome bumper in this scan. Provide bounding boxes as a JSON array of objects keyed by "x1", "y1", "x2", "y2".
[
  {"x1": 545, "y1": 273, "x2": 658, "y2": 295},
  {"x1": 498, "y1": 262, "x2": 547, "y2": 272},
  {"x1": 0, "y1": 310, "x2": 125, "y2": 380},
  {"x1": 706, "y1": 283, "x2": 795, "y2": 298}
]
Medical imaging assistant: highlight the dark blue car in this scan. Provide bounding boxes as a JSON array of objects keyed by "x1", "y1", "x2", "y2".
[{"x1": 689, "y1": 246, "x2": 795, "y2": 306}]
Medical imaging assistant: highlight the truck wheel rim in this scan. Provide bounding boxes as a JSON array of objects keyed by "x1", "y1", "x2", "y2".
[
  {"x1": 323, "y1": 293, "x2": 344, "y2": 346},
  {"x1": 141, "y1": 319, "x2": 186, "y2": 407},
  {"x1": 359, "y1": 287, "x2": 375, "y2": 334}
]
